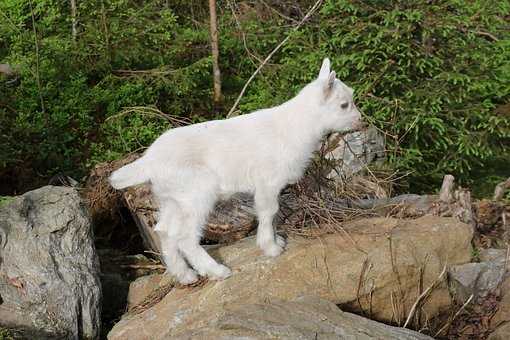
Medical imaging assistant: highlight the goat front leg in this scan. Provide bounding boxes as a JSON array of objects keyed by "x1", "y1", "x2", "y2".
[{"x1": 255, "y1": 188, "x2": 286, "y2": 257}]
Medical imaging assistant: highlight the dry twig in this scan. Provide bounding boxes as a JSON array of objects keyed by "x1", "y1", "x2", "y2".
[{"x1": 403, "y1": 264, "x2": 448, "y2": 328}]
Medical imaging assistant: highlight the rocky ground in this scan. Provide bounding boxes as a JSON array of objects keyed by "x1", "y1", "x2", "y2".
[
  {"x1": 0, "y1": 131, "x2": 509, "y2": 339},
  {"x1": 1, "y1": 179, "x2": 508, "y2": 339}
]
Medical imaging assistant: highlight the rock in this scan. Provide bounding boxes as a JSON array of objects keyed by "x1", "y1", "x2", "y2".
[
  {"x1": 448, "y1": 259, "x2": 506, "y2": 303},
  {"x1": 325, "y1": 126, "x2": 385, "y2": 179},
  {"x1": 108, "y1": 216, "x2": 472, "y2": 339},
  {"x1": 127, "y1": 274, "x2": 174, "y2": 309},
  {"x1": 491, "y1": 277, "x2": 510, "y2": 329},
  {"x1": 0, "y1": 186, "x2": 101, "y2": 339},
  {"x1": 480, "y1": 248, "x2": 508, "y2": 263},
  {"x1": 488, "y1": 322, "x2": 510, "y2": 340},
  {"x1": 448, "y1": 247, "x2": 508, "y2": 303},
  {"x1": 0, "y1": 64, "x2": 15, "y2": 77},
  {"x1": 176, "y1": 296, "x2": 434, "y2": 340}
]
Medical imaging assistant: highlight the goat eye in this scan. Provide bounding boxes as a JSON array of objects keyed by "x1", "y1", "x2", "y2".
[{"x1": 341, "y1": 102, "x2": 349, "y2": 109}]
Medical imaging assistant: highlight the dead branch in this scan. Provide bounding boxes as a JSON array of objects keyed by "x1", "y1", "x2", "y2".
[
  {"x1": 227, "y1": 0, "x2": 263, "y2": 65},
  {"x1": 105, "y1": 106, "x2": 192, "y2": 127},
  {"x1": 113, "y1": 68, "x2": 178, "y2": 76},
  {"x1": 493, "y1": 178, "x2": 510, "y2": 201},
  {"x1": 470, "y1": 30, "x2": 499, "y2": 42},
  {"x1": 119, "y1": 264, "x2": 165, "y2": 270},
  {"x1": 439, "y1": 174, "x2": 455, "y2": 203}
]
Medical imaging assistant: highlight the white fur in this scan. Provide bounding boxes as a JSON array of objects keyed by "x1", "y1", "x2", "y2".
[{"x1": 109, "y1": 58, "x2": 362, "y2": 284}]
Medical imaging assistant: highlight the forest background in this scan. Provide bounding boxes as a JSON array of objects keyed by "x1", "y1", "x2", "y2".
[{"x1": 0, "y1": 0, "x2": 508, "y2": 197}]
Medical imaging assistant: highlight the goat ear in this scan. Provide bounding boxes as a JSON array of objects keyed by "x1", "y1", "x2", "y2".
[
  {"x1": 323, "y1": 71, "x2": 336, "y2": 95},
  {"x1": 318, "y1": 58, "x2": 330, "y2": 79}
]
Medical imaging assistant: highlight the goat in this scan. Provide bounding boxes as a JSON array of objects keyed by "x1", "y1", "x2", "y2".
[{"x1": 109, "y1": 58, "x2": 363, "y2": 284}]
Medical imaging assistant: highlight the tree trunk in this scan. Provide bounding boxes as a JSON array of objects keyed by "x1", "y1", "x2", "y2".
[
  {"x1": 208, "y1": 0, "x2": 222, "y2": 104},
  {"x1": 70, "y1": 0, "x2": 78, "y2": 41}
]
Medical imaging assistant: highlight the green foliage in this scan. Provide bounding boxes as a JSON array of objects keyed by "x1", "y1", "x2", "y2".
[
  {"x1": 236, "y1": 0, "x2": 510, "y2": 193},
  {"x1": 0, "y1": 327, "x2": 14, "y2": 340},
  {"x1": 0, "y1": 0, "x2": 508, "y2": 194}
]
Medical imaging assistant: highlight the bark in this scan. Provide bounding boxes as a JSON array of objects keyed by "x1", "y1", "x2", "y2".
[
  {"x1": 70, "y1": 0, "x2": 78, "y2": 41},
  {"x1": 208, "y1": 0, "x2": 222, "y2": 104}
]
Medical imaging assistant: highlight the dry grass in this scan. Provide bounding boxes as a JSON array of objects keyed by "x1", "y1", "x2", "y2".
[
  {"x1": 83, "y1": 153, "x2": 140, "y2": 225},
  {"x1": 278, "y1": 153, "x2": 404, "y2": 238}
]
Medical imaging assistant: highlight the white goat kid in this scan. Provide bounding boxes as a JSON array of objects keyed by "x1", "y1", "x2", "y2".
[{"x1": 109, "y1": 58, "x2": 363, "y2": 284}]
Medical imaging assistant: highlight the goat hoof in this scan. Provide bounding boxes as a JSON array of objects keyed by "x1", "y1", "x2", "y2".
[
  {"x1": 262, "y1": 242, "x2": 284, "y2": 257},
  {"x1": 208, "y1": 264, "x2": 232, "y2": 280},
  {"x1": 177, "y1": 269, "x2": 199, "y2": 285}
]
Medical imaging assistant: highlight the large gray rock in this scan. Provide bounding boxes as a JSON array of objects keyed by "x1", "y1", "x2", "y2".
[
  {"x1": 175, "y1": 296, "x2": 434, "y2": 340},
  {"x1": 108, "y1": 216, "x2": 473, "y2": 339},
  {"x1": 325, "y1": 126, "x2": 385, "y2": 178},
  {"x1": 449, "y1": 249, "x2": 508, "y2": 302},
  {"x1": 0, "y1": 186, "x2": 101, "y2": 339}
]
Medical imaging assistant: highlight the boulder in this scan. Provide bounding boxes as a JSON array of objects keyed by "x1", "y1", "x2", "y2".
[
  {"x1": 176, "y1": 296, "x2": 434, "y2": 340},
  {"x1": 448, "y1": 248, "x2": 507, "y2": 302},
  {"x1": 488, "y1": 323, "x2": 510, "y2": 340},
  {"x1": 0, "y1": 186, "x2": 101, "y2": 339},
  {"x1": 480, "y1": 248, "x2": 508, "y2": 263},
  {"x1": 108, "y1": 216, "x2": 473, "y2": 339}
]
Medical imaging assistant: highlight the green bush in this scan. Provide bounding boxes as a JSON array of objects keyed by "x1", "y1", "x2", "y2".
[
  {"x1": 0, "y1": 327, "x2": 14, "y2": 340},
  {"x1": 0, "y1": 0, "x2": 508, "y2": 195}
]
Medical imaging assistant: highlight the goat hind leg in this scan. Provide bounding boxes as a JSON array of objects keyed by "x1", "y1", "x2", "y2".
[
  {"x1": 155, "y1": 203, "x2": 198, "y2": 284},
  {"x1": 176, "y1": 197, "x2": 231, "y2": 280}
]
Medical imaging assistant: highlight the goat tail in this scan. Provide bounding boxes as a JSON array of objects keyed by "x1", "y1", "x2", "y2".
[{"x1": 109, "y1": 157, "x2": 149, "y2": 189}]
